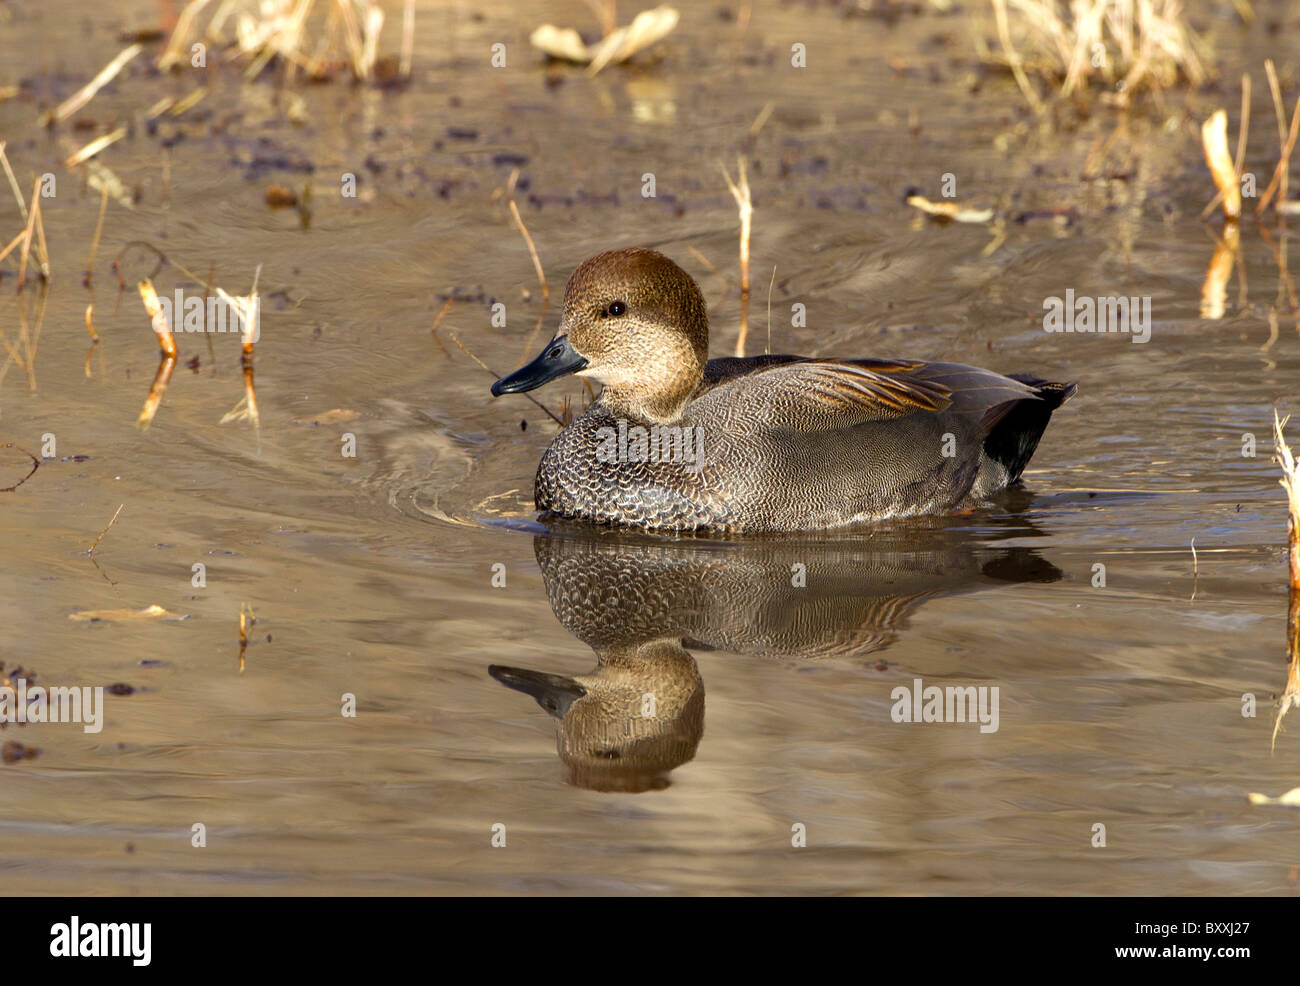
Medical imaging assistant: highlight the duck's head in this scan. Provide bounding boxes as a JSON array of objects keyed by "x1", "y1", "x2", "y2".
[{"x1": 491, "y1": 248, "x2": 709, "y2": 424}]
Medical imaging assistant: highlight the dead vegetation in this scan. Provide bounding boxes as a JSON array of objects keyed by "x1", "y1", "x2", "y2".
[
  {"x1": 158, "y1": 0, "x2": 414, "y2": 85},
  {"x1": 983, "y1": 0, "x2": 1212, "y2": 111}
]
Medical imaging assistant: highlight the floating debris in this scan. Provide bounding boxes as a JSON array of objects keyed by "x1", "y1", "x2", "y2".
[
  {"x1": 530, "y1": 5, "x2": 679, "y2": 75},
  {"x1": 68, "y1": 605, "x2": 176, "y2": 622},
  {"x1": 906, "y1": 194, "x2": 995, "y2": 224},
  {"x1": 293, "y1": 408, "x2": 359, "y2": 425},
  {"x1": 1247, "y1": 788, "x2": 1300, "y2": 808},
  {"x1": 1, "y1": 741, "x2": 38, "y2": 765},
  {"x1": 264, "y1": 185, "x2": 298, "y2": 208}
]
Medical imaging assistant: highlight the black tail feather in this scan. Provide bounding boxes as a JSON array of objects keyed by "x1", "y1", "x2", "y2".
[{"x1": 982, "y1": 374, "x2": 1077, "y2": 482}]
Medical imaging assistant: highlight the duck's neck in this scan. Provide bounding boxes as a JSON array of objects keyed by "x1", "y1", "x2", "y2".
[{"x1": 600, "y1": 377, "x2": 698, "y2": 425}]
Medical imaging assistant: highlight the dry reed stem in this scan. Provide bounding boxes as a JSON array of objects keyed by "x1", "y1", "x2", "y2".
[
  {"x1": 87, "y1": 503, "x2": 124, "y2": 554},
  {"x1": 15, "y1": 178, "x2": 38, "y2": 291},
  {"x1": 217, "y1": 266, "x2": 261, "y2": 427},
  {"x1": 720, "y1": 158, "x2": 753, "y2": 357},
  {"x1": 749, "y1": 100, "x2": 776, "y2": 137},
  {"x1": 0, "y1": 230, "x2": 26, "y2": 266},
  {"x1": 84, "y1": 304, "x2": 98, "y2": 378},
  {"x1": 85, "y1": 184, "x2": 110, "y2": 285},
  {"x1": 1234, "y1": 73, "x2": 1251, "y2": 175},
  {"x1": 138, "y1": 279, "x2": 178, "y2": 358},
  {"x1": 238, "y1": 602, "x2": 252, "y2": 674},
  {"x1": 0, "y1": 143, "x2": 27, "y2": 225},
  {"x1": 30, "y1": 194, "x2": 49, "y2": 281},
  {"x1": 400, "y1": 0, "x2": 414, "y2": 79},
  {"x1": 504, "y1": 178, "x2": 546, "y2": 305},
  {"x1": 65, "y1": 128, "x2": 128, "y2": 168},
  {"x1": 43, "y1": 43, "x2": 143, "y2": 125},
  {"x1": 1274, "y1": 410, "x2": 1300, "y2": 590},
  {"x1": 136, "y1": 280, "x2": 179, "y2": 430},
  {"x1": 1257, "y1": 82, "x2": 1300, "y2": 216},
  {"x1": 991, "y1": 0, "x2": 1045, "y2": 115},
  {"x1": 158, "y1": 0, "x2": 214, "y2": 70},
  {"x1": 1201, "y1": 110, "x2": 1240, "y2": 220}
]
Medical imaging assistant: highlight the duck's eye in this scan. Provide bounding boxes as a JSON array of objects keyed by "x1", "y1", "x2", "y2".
[{"x1": 606, "y1": 301, "x2": 626, "y2": 317}]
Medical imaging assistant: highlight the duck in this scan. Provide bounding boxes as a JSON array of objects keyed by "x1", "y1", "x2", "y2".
[{"x1": 490, "y1": 247, "x2": 1075, "y2": 533}]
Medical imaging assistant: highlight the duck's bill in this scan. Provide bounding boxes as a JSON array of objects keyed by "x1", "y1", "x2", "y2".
[
  {"x1": 490, "y1": 335, "x2": 589, "y2": 396},
  {"x1": 488, "y1": 664, "x2": 587, "y2": 719}
]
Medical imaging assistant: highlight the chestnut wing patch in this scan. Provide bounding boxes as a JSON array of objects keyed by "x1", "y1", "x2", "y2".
[{"x1": 700, "y1": 358, "x2": 1039, "y2": 432}]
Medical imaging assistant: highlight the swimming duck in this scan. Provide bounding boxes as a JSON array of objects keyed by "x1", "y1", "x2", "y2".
[{"x1": 491, "y1": 248, "x2": 1075, "y2": 532}]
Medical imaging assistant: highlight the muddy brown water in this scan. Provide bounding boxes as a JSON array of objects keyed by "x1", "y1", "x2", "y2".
[{"x1": 2, "y1": 0, "x2": 1299, "y2": 894}]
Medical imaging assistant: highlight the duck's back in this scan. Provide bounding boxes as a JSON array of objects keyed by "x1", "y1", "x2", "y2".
[{"x1": 535, "y1": 355, "x2": 1074, "y2": 532}]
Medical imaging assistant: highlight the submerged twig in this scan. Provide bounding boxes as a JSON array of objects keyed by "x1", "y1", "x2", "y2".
[{"x1": 0, "y1": 444, "x2": 40, "y2": 493}]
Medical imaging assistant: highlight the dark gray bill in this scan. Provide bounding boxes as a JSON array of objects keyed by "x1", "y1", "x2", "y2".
[
  {"x1": 488, "y1": 665, "x2": 587, "y2": 719},
  {"x1": 491, "y1": 335, "x2": 588, "y2": 396}
]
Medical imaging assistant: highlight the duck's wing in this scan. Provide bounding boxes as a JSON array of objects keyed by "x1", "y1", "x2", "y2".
[{"x1": 697, "y1": 357, "x2": 1037, "y2": 432}]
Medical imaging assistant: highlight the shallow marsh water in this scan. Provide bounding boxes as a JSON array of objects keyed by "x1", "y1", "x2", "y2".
[{"x1": 1, "y1": 0, "x2": 1299, "y2": 894}]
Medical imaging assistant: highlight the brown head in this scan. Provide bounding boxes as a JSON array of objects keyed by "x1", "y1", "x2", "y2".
[{"x1": 491, "y1": 248, "x2": 710, "y2": 423}]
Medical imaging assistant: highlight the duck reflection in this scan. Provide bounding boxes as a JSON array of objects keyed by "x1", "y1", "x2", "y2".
[{"x1": 491, "y1": 517, "x2": 1061, "y2": 792}]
